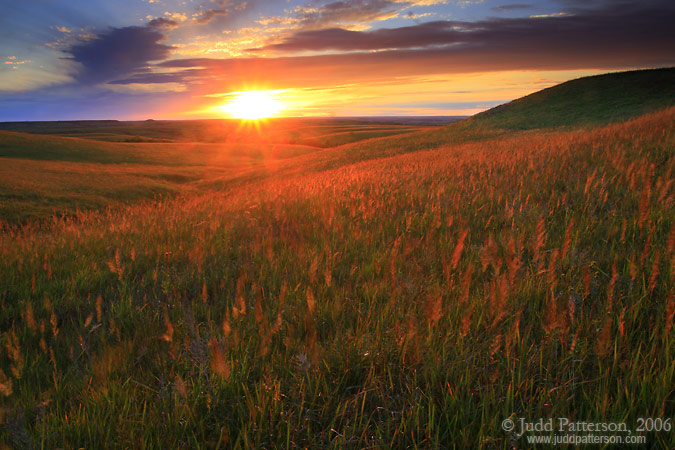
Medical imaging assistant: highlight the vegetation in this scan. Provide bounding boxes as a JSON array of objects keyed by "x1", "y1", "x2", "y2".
[
  {"x1": 0, "y1": 121, "x2": 437, "y2": 224},
  {"x1": 472, "y1": 67, "x2": 675, "y2": 130},
  {"x1": 0, "y1": 119, "x2": 430, "y2": 146},
  {"x1": 0, "y1": 70, "x2": 674, "y2": 448}
]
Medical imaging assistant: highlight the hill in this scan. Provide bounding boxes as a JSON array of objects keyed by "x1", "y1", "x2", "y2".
[
  {"x1": 470, "y1": 67, "x2": 675, "y2": 130},
  {"x1": 0, "y1": 118, "x2": 432, "y2": 145},
  {"x1": 1, "y1": 107, "x2": 673, "y2": 448},
  {"x1": 1, "y1": 67, "x2": 674, "y2": 447},
  {"x1": 3, "y1": 68, "x2": 675, "y2": 225},
  {"x1": 0, "y1": 122, "x2": 435, "y2": 224}
]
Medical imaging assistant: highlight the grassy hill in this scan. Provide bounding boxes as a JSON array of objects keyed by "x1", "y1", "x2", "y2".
[
  {"x1": 0, "y1": 71, "x2": 674, "y2": 448},
  {"x1": 3, "y1": 65, "x2": 675, "y2": 225},
  {"x1": 470, "y1": 67, "x2": 675, "y2": 130},
  {"x1": 0, "y1": 118, "x2": 429, "y2": 145},
  {"x1": 1, "y1": 107, "x2": 673, "y2": 448},
  {"x1": 0, "y1": 130, "x2": 321, "y2": 223},
  {"x1": 4, "y1": 68, "x2": 673, "y2": 224},
  {"x1": 0, "y1": 122, "x2": 434, "y2": 224}
]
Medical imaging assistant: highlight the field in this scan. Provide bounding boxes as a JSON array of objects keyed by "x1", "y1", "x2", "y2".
[
  {"x1": 0, "y1": 119, "x2": 451, "y2": 224},
  {"x1": 1, "y1": 70, "x2": 674, "y2": 448}
]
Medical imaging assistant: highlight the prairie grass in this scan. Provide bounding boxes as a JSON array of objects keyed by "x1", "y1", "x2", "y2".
[
  {"x1": 473, "y1": 67, "x2": 675, "y2": 130},
  {"x1": 0, "y1": 108, "x2": 674, "y2": 448},
  {"x1": 0, "y1": 120, "x2": 439, "y2": 224}
]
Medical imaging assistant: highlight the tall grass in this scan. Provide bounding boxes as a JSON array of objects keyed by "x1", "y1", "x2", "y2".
[{"x1": 1, "y1": 108, "x2": 674, "y2": 448}]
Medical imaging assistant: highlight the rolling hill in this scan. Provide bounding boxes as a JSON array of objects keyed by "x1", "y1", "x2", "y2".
[
  {"x1": 1, "y1": 68, "x2": 674, "y2": 225},
  {"x1": 0, "y1": 69, "x2": 674, "y2": 448},
  {"x1": 470, "y1": 67, "x2": 675, "y2": 130}
]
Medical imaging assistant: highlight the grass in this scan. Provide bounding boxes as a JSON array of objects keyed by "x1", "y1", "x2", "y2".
[
  {"x1": 471, "y1": 67, "x2": 675, "y2": 130},
  {"x1": 0, "y1": 121, "x2": 440, "y2": 224},
  {"x1": 0, "y1": 118, "x2": 431, "y2": 146},
  {"x1": 0, "y1": 69, "x2": 674, "y2": 448}
]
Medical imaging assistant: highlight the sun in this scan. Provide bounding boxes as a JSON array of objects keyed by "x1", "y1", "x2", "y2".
[{"x1": 218, "y1": 90, "x2": 285, "y2": 120}]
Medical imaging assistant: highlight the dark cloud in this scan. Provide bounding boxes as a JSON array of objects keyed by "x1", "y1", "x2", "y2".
[
  {"x1": 66, "y1": 0, "x2": 675, "y2": 94},
  {"x1": 196, "y1": 8, "x2": 230, "y2": 24},
  {"x1": 553, "y1": 0, "x2": 604, "y2": 5},
  {"x1": 250, "y1": 0, "x2": 675, "y2": 54},
  {"x1": 147, "y1": 18, "x2": 179, "y2": 29},
  {"x1": 153, "y1": 44, "x2": 672, "y2": 93},
  {"x1": 109, "y1": 69, "x2": 203, "y2": 85},
  {"x1": 250, "y1": 22, "x2": 456, "y2": 52},
  {"x1": 66, "y1": 26, "x2": 173, "y2": 85},
  {"x1": 147, "y1": 0, "x2": 675, "y2": 92},
  {"x1": 491, "y1": 4, "x2": 532, "y2": 11},
  {"x1": 292, "y1": 0, "x2": 400, "y2": 29}
]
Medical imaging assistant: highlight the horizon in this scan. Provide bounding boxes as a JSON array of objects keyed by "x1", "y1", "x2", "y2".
[
  {"x1": 1, "y1": 0, "x2": 674, "y2": 121},
  {"x1": 0, "y1": 114, "x2": 471, "y2": 124}
]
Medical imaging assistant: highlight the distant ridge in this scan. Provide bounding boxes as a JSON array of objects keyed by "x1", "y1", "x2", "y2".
[{"x1": 470, "y1": 67, "x2": 675, "y2": 130}]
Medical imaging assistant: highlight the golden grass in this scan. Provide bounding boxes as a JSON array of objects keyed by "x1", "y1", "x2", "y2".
[{"x1": 0, "y1": 108, "x2": 673, "y2": 448}]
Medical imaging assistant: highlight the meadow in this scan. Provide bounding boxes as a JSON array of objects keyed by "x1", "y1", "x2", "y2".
[
  {"x1": 0, "y1": 119, "x2": 439, "y2": 224},
  {"x1": 0, "y1": 70, "x2": 674, "y2": 448}
]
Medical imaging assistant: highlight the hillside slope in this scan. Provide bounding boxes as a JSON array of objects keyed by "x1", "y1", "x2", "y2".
[
  {"x1": 0, "y1": 131, "x2": 317, "y2": 223},
  {"x1": 2, "y1": 68, "x2": 673, "y2": 224},
  {"x1": 470, "y1": 67, "x2": 675, "y2": 130},
  {"x1": 1, "y1": 108, "x2": 673, "y2": 448}
]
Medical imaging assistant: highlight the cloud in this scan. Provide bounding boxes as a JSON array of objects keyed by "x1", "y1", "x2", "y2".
[
  {"x1": 403, "y1": 10, "x2": 435, "y2": 20},
  {"x1": 109, "y1": 69, "x2": 203, "y2": 85},
  {"x1": 66, "y1": 26, "x2": 173, "y2": 85},
  {"x1": 147, "y1": 18, "x2": 179, "y2": 28},
  {"x1": 255, "y1": 0, "x2": 438, "y2": 33},
  {"x1": 249, "y1": 22, "x2": 458, "y2": 52},
  {"x1": 249, "y1": 0, "x2": 675, "y2": 54},
  {"x1": 165, "y1": 12, "x2": 188, "y2": 22},
  {"x1": 142, "y1": 0, "x2": 674, "y2": 93},
  {"x1": 398, "y1": 0, "x2": 449, "y2": 5},
  {"x1": 196, "y1": 8, "x2": 229, "y2": 24},
  {"x1": 291, "y1": 0, "x2": 401, "y2": 28},
  {"x1": 3, "y1": 58, "x2": 31, "y2": 69},
  {"x1": 59, "y1": 0, "x2": 675, "y2": 96},
  {"x1": 190, "y1": 1, "x2": 252, "y2": 26},
  {"x1": 152, "y1": 45, "x2": 669, "y2": 94},
  {"x1": 528, "y1": 12, "x2": 566, "y2": 18},
  {"x1": 491, "y1": 4, "x2": 532, "y2": 11},
  {"x1": 104, "y1": 82, "x2": 187, "y2": 94}
]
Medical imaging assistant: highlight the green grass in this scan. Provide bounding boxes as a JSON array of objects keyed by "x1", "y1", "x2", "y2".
[
  {"x1": 1, "y1": 71, "x2": 674, "y2": 448},
  {"x1": 470, "y1": 67, "x2": 675, "y2": 130},
  {"x1": 0, "y1": 121, "x2": 443, "y2": 224},
  {"x1": 0, "y1": 118, "x2": 432, "y2": 145}
]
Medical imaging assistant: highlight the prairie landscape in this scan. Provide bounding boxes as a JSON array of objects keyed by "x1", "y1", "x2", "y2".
[{"x1": 0, "y1": 67, "x2": 674, "y2": 448}]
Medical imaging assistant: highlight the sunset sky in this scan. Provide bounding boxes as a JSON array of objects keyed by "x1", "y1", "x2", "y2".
[{"x1": 1, "y1": 0, "x2": 673, "y2": 120}]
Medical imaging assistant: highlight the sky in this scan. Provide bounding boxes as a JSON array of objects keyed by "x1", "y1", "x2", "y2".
[{"x1": 0, "y1": 0, "x2": 673, "y2": 120}]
